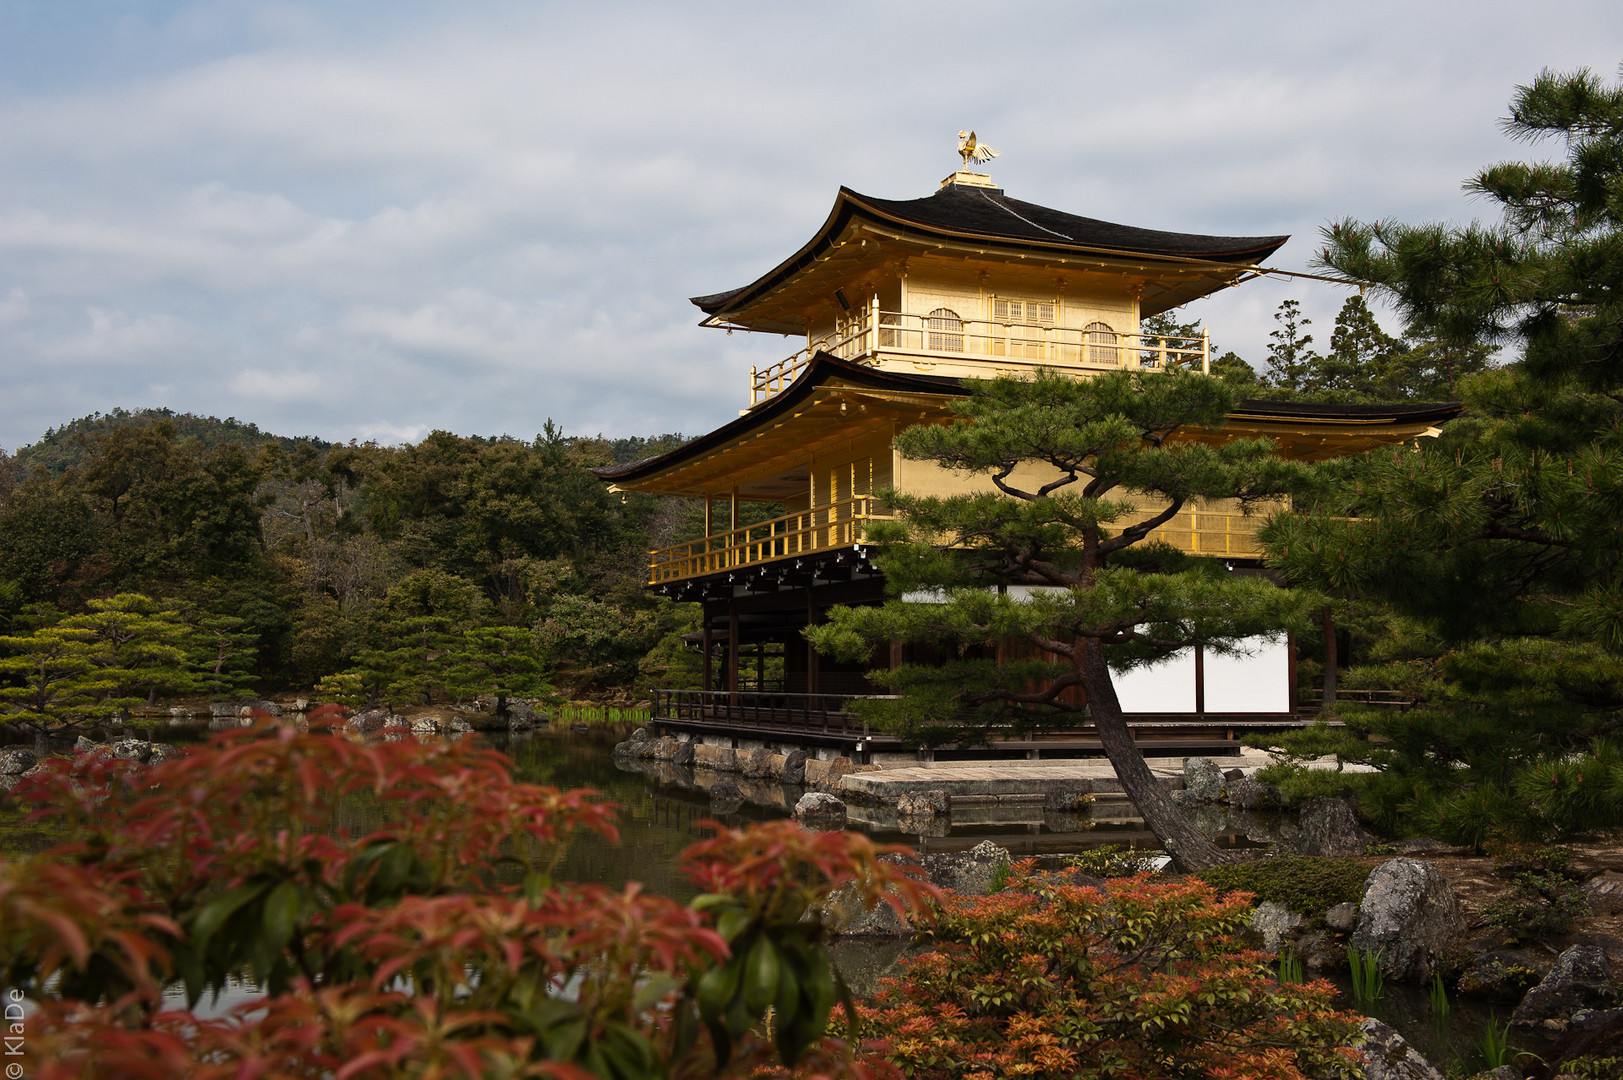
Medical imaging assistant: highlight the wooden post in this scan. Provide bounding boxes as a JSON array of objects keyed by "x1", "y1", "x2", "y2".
[
  {"x1": 702, "y1": 611, "x2": 713, "y2": 692},
  {"x1": 1201, "y1": 327, "x2": 1210, "y2": 374},
  {"x1": 807, "y1": 588, "x2": 820, "y2": 701},
  {"x1": 727, "y1": 605, "x2": 740, "y2": 698},
  {"x1": 1194, "y1": 645, "x2": 1206, "y2": 719}
]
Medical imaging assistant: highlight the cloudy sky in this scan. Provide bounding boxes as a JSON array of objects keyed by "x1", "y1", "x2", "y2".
[{"x1": 2, "y1": 1, "x2": 1620, "y2": 452}]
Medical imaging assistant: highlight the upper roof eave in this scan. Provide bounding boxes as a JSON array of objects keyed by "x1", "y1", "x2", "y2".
[{"x1": 691, "y1": 185, "x2": 1290, "y2": 324}]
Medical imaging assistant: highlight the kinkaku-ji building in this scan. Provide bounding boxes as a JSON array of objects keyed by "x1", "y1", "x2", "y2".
[{"x1": 595, "y1": 139, "x2": 1460, "y2": 761}]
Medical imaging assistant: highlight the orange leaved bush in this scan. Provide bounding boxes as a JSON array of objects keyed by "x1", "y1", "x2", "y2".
[
  {"x1": 0, "y1": 710, "x2": 936, "y2": 1079},
  {"x1": 855, "y1": 864, "x2": 1365, "y2": 1080}
]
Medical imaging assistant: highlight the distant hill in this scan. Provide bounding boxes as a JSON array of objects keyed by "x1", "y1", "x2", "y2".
[{"x1": 14, "y1": 408, "x2": 332, "y2": 474}]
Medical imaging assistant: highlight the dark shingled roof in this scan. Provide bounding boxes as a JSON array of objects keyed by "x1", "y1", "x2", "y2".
[
  {"x1": 692, "y1": 185, "x2": 1290, "y2": 316},
  {"x1": 592, "y1": 353, "x2": 1463, "y2": 485}
]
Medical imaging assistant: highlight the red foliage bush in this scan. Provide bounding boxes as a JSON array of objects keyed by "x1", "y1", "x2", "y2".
[
  {"x1": 855, "y1": 864, "x2": 1364, "y2": 1080},
  {"x1": 0, "y1": 711, "x2": 933, "y2": 1079}
]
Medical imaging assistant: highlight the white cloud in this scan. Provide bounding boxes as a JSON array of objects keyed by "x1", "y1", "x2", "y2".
[
  {"x1": 229, "y1": 367, "x2": 325, "y2": 402},
  {"x1": 2, "y1": 0, "x2": 1621, "y2": 448}
]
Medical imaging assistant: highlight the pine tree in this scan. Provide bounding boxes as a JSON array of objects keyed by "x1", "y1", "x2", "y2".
[
  {"x1": 1313, "y1": 294, "x2": 1405, "y2": 399},
  {"x1": 1262, "y1": 300, "x2": 1321, "y2": 393},
  {"x1": 1260, "y1": 67, "x2": 1623, "y2": 843},
  {"x1": 808, "y1": 369, "x2": 1314, "y2": 870}
]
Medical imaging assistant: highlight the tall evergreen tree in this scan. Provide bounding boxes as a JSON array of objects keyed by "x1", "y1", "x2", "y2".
[
  {"x1": 808, "y1": 370, "x2": 1313, "y2": 870},
  {"x1": 1261, "y1": 67, "x2": 1623, "y2": 842},
  {"x1": 1261, "y1": 300, "x2": 1321, "y2": 393}
]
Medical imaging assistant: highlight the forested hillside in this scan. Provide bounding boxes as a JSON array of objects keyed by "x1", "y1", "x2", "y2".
[{"x1": 0, "y1": 412, "x2": 704, "y2": 730}]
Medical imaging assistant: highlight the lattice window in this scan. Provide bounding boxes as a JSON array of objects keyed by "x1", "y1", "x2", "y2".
[
  {"x1": 1083, "y1": 320, "x2": 1120, "y2": 363},
  {"x1": 992, "y1": 297, "x2": 1056, "y2": 325},
  {"x1": 927, "y1": 307, "x2": 965, "y2": 352}
]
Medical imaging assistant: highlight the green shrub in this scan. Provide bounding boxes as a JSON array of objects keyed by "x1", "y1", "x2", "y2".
[
  {"x1": 1484, "y1": 871, "x2": 1591, "y2": 941},
  {"x1": 1196, "y1": 855, "x2": 1371, "y2": 918},
  {"x1": 1066, "y1": 843, "x2": 1159, "y2": 879},
  {"x1": 1489, "y1": 841, "x2": 1576, "y2": 878},
  {"x1": 1255, "y1": 762, "x2": 1363, "y2": 807}
]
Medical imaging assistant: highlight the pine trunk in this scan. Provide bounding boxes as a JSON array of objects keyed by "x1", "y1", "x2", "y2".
[
  {"x1": 1078, "y1": 638, "x2": 1230, "y2": 872},
  {"x1": 1321, "y1": 605, "x2": 1338, "y2": 708}
]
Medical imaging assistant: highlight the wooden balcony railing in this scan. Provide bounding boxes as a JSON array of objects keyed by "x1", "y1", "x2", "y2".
[
  {"x1": 648, "y1": 495, "x2": 894, "y2": 584},
  {"x1": 654, "y1": 688, "x2": 884, "y2": 739},
  {"x1": 749, "y1": 309, "x2": 1209, "y2": 405},
  {"x1": 647, "y1": 498, "x2": 1268, "y2": 585},
  {"x1": 1111, "y1": 506, "x2": 1268, "y2": 559}
]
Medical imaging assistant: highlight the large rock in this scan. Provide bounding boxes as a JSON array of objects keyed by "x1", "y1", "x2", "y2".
[
  {"x1": 1457, "y1": 948, "x2": 1551, "y2": 1001},
  {"x1": 1510, "y1": 945, "x2": 1617, "y2": 1033},
  {"x1": 708, "y1": 779, "x2": 745, "y2": 813},
  {"x1": 896, "y1": 789, "x2": 949, "y2": 818},
  {"x1": 0, "y1": 748, "x2": 37, "y2": 776},
  {"x1": 803, "y1": 756, "x2": 855, "y2": 792},
  {"x1": 347, "y1": 709, "x2": 397, "y2": 735},
  {"x1": 1183, "y1": 757, "x2": 1226, "y2": 801},
  {"x1": 1580, "y1": 870, "x2": 1623, "y2": 915},
  {"x1": 780, "y1": 749, "x2": 808, "y2": 785},
  {"x1": 1325, "y1": 902, "x2": 1359, "y2": 933},
  {"x1": 794, "y1": 792, "x2": 847, "y2": 828},
  {"x1": 1227, "y1": 776, "x2": 1278, "y2": 810},
  {"x1": 693, "y1": 743, "x2": 737, "y2": 772},
  {"x1": 1293, "y1": 797, "x2": 1372, "y2": 857},
  {"x1": 237, "y1": 699, "x2": 283, "y2": 718},
  {"x1": 1042, "y1": 785, "x2": 1090, "y2": 811},
  {"x1": 672, "y1": 740, "x2": 695, "y2": 766},
  {"x1": 107, "y1": 739, "x2": 153, "y2": 762},
  {"x1": 1350, "y1": 1018, "x2": 1445, "y2": 1080},
  {"x1": 1249, "y1": 900, "x2": 1307, "y2": 953},
  {"x1": 1349, "y1": 858, "x2": 1463, "y2": 983},
  {"x1": 738, "y1": 748, "x2": 774, "y2": 779},
  {"x1": 919, "y1": 840, "x2": 1010, "y2": 896}
]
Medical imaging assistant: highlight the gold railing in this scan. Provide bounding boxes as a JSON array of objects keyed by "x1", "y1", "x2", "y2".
[
  {"x1": 748, "y1": 310, "x2": 1209, "y2": 405},
  {"x1": 1113, "y1": 506, "x2": 1266, "y2": 558},
  {"x1": 649, "y1": 498, "x2": 1265, "y2": 584},
  {"x1": 648, "y1": 496, "x2": 895, "y2": 584}
]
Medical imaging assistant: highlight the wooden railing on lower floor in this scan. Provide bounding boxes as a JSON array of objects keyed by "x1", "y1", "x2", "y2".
[
  {"x1": 648, "y1": 496, "x2": 894, "y2": 584},
  {"x1": 647, "y1": 498, "x2": 1268, "y2": 584}
]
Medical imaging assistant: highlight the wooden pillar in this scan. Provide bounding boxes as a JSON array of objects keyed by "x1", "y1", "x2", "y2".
[
  {"x1": 701, "y1": 604, "x2": 713, "y2": 692},
  {"x1": 1194, "y1": 645, "x2": 1206, "y2": 719},
  {"x1": 806, "y1": 588, "x2": 820, "y2": 699},
  {"x1": 727, "y1": 604, "x2": 740, "y2": 696},
  {"x1": 730, "y1": 486, "x2": 739, "y2": 531}
]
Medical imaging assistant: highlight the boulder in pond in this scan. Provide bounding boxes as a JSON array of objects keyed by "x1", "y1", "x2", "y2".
[
  {"x1": 1510, "y1": 944, "x2": 1617, "y2": 1034},
  {"x1": 794, "y1": 792, "x2": 847, "y2": 828},
  {"x1": 896, "y1": 789, "x2": 949, "y2": 818},
  {"x1": 708, "y1": 779, "x2": 745, "y2": 813},
  {"x1": 1350, "y1": 1018, "x2": 1445, "y2": 1080},
  {"x1": 918, "y1": 840, "x2": 1010, "y2": 896},
  {"x1": 1349, "y1": 858, "x2": 1463, "y2": 983},
  {"x1": 1182, "y1": 757, "x2": 1225, "y2": 801},
  {"x1": 1293, "y1": 796, "x2": 1371, "y2": 857}
]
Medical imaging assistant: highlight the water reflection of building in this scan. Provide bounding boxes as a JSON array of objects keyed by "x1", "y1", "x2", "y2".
[{"x1": 595, "y1": 151, "x2": 1461, "y2": 750}]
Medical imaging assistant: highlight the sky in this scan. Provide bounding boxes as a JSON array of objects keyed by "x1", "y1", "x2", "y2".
[{"x1": 2, "y1": 1, "x2": 1621, "y2": 452}]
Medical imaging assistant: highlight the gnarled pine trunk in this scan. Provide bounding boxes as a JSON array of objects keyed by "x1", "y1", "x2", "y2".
[{"x1": 1078, "y1": 638, "x2": 1229, "y2": 872}]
